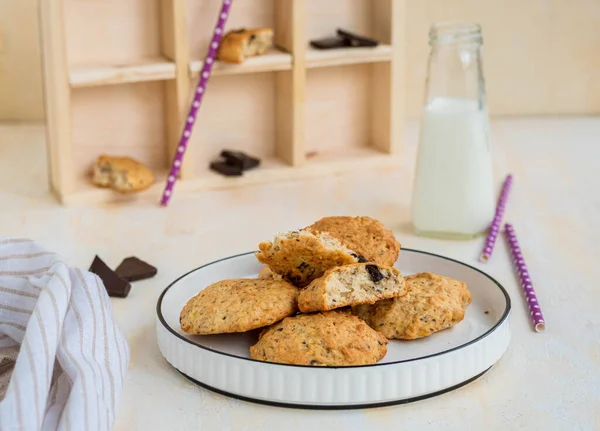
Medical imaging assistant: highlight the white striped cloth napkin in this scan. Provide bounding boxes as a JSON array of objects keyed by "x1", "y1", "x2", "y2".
[{"x1": 0, "y1": 237, "x2": 129, "y2": 431}]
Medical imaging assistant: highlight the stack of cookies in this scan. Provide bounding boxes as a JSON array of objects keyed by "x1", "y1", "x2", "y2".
[{"x1": 180, "y1": 216, "x2": 472, "y2": 367}]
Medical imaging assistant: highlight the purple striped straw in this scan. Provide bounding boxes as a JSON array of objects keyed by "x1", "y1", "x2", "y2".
[
  {"x1": 160, "y1": 0, "x2": 233, "y2": 207},
  {"x1": 504, "y1": 223, "x2": 546, "y2": 332},
  {"x1": 480, "y1": 174, "x2": 513, "y2": 262}
]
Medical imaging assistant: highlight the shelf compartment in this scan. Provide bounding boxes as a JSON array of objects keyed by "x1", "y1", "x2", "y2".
[
  {"x1": 70, "y1": 81, "x2": 168, "y2": 198},
  {"x1": 187, "y1": 0, "x2": 277, "y2": 61},
  {"x1": 64, "y1": 0, "x2": 162, "y2": 66},
  {"x1": 189, "y1": 48, "x2": 292, "y2": 77},
  {"x1": 306, "y1": 45, "x2": 392, "y2": 69},
  {"x1": 69, "y1": 57, "x2": 176, "y2": 88},
  {"x1": 184, "y1": 73, "x2": 280, "y2": 177},
  {"x1": 305, "y1": 61, "x2": 398, "y2": 159},
  {"x1": 305, "y1": 64, "x2": 372, "y2": 154}
]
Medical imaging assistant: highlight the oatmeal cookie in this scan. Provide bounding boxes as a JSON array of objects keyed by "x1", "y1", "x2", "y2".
[
  {"x1": 353, "y1": 272, "x2": 472, "y2": 340},
  {"x1": 249, "y1": 311, "x2": 388, "y2": 366},
  {"x1": 92, "y1": 155, "x2": 155, "y2": 193},
  {"x1": 298, "y1": 263, "x2": 406, "y2": 313},
  {"x1": 180, "y1": 278, "x2": 298, "y2": 335},
  {"x1": 306, "y1": 216, "x2": 400, "y2": 266},
  {"x1": 255, "y1": 230, "x2": 359, "y2": 288},
  {"x1": 257, "y1": 265, "x2": 282, "y2": 281},
  {"x1": 217, "y1": 28, "x2": 273, "y2": 64}
]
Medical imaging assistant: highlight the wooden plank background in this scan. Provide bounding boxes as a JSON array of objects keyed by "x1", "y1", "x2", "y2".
[{"x1": 1, "y1": 0, "x2": 599, "y2": 121}]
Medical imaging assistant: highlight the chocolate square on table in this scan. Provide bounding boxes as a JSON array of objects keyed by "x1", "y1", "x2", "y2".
[
  {"x1": 89, "y1": 255, "x2": 131, "y2": 298},
  {"x1": 115, "y1": 256, "x2": 157, "y2": 282}
]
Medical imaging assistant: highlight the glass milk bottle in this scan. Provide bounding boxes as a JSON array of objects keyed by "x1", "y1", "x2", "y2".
[{"x1": 411, "y1": 23, "x2": 495, "y2": 240}]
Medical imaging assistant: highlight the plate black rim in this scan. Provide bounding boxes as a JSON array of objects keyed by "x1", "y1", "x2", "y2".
[
  {"x1": 156, "y1": 248, "x2": 511, "y2": 369},
  {"x1": 177, "y1": 366, "x2": 493, "y2": 410}
]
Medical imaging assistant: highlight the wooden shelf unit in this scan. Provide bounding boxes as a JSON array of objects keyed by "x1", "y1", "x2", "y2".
[{"x1": 40, "y1": 0, "x2": 406, "y2": 205}]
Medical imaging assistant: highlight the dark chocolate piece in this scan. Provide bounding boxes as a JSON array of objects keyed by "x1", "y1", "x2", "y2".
[
  {"x1": 309, "y1": 37, "x2": 351, "y2": 50},
  {"x1": 365, "y1": 264, "x2": 384, "y2": 283},
  {"x1": 115, "y1": 256, "x2": 157, "y2": 282},
  {"x1": 210, "y1": 161, "x2": 243, "y2": 176},
  {"x1": 336, "y1": 29, "x2": 379, "y2": 47},
  {"x1": 351, "y1": 253, "x2": 369, "y2": 263},
  {"x1": 89, "y1": 255, "x2": 131, "y2": 298},
  {"x1": 220, "y1": 150, "x2": 261, "y2": 171}
]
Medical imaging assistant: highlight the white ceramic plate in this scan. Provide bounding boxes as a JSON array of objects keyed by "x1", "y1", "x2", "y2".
[{"x1": 157, "y1": 249, "x2": 511, "y2": 409}]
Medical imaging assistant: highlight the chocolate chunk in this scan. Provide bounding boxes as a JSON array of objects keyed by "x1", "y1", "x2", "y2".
[
  {"x1": 210, "y1": 161, "x2": 243, "y2": 176},
  {"x1": 114, "y1": 257, "x2": 157, "y2": 282},
  {"x1": 89, "y1": 255, "x2": 131, "y2": 298},
  {"x1": 220, "y1": 150, "x2": 260, "y2": 171},
  {"x1": 351, "y1": 253, "x2": 369, "y2": 263},
  {"x1": 310, "y1": 37, "x2": 351, "y2": 50},
  {"x1": 285, "y1": 273, "x2": 302, "y2": 286},
  {"x1": 336, "y1": 28, "x2": 379, "y2": 47},
  {"x1": 365, "y1": 264, "x2": 384, "y2": 283}
]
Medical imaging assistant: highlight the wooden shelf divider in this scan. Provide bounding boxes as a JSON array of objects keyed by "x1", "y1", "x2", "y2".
[
  {"x1": 39, "y1": 0, "x2": 74, "y2": 200},
  {"x1": 161, "y1": 0, "x2": 194, "y2": 178},
  {"x1": 275, "y1": 0, "x2": 306, "y2": 167},
  {"x1": 371, "y1": 0, "x2": 405, "y2": 156}
]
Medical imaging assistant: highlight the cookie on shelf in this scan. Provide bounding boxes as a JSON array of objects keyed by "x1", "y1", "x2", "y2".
[
  {"x1": 180, "y1": 278, "x2": 298, "y2": 335},
  {"x1": 298, "y1": 263, "x2": 406, "y2": 313},
  {"x1": 255, "y1": 229, "x2": 360, "y2": 288},
  {"x1": 217, "y1": 28, "x2": 274, "y2": 64},
  {"x1": 92, "y1": 155, "x2": 155, "y2": 194},
  {"x1": 306, "y1": 216, "x2": 400, "y2": 267},
  {"x1": 353, "y1": 272, "x2": 472, "y2": 340},
  {"x1": 250, "y1": 311, "x2": 388, "y2": 366}
]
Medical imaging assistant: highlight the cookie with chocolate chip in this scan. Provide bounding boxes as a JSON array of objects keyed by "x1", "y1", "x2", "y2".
[
  {"x1": 255, "y1": 229, "x2": 359, "y2": 288},
  {"x1": 298, "y1": 263, "x2": 406, "y2": 313},
  {"x1": 92, "y1": 155, "x2": 154, "y2": 194},
  {"x1": 353, "y1": 272, "x2": 472, "y2": 340}
]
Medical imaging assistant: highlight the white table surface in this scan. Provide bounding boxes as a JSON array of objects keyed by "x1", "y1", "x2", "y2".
[{"x1": 1, "y1": 118, "x2": 598, "y2": 431}]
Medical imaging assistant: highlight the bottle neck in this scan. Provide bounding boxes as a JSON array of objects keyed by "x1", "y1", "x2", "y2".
[
  {"x1": 429, "y1": 23, "x2": 483, "y2": 50},
  {"x1": 424, "y1": 22, "x2": 486, "y2": 109}
]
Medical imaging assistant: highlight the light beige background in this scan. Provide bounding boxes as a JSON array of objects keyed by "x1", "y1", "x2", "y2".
[
  {"x1": 0, "y1": 0, "x2": 44, "y2": 121},
  {"x1": 1, "y1": 0, "x2": 599, "y2": 121}
]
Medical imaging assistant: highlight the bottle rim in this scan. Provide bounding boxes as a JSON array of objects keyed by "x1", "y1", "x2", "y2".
[{"x1": 429, "y1": 22, "x2": 483, "y2": 47}]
